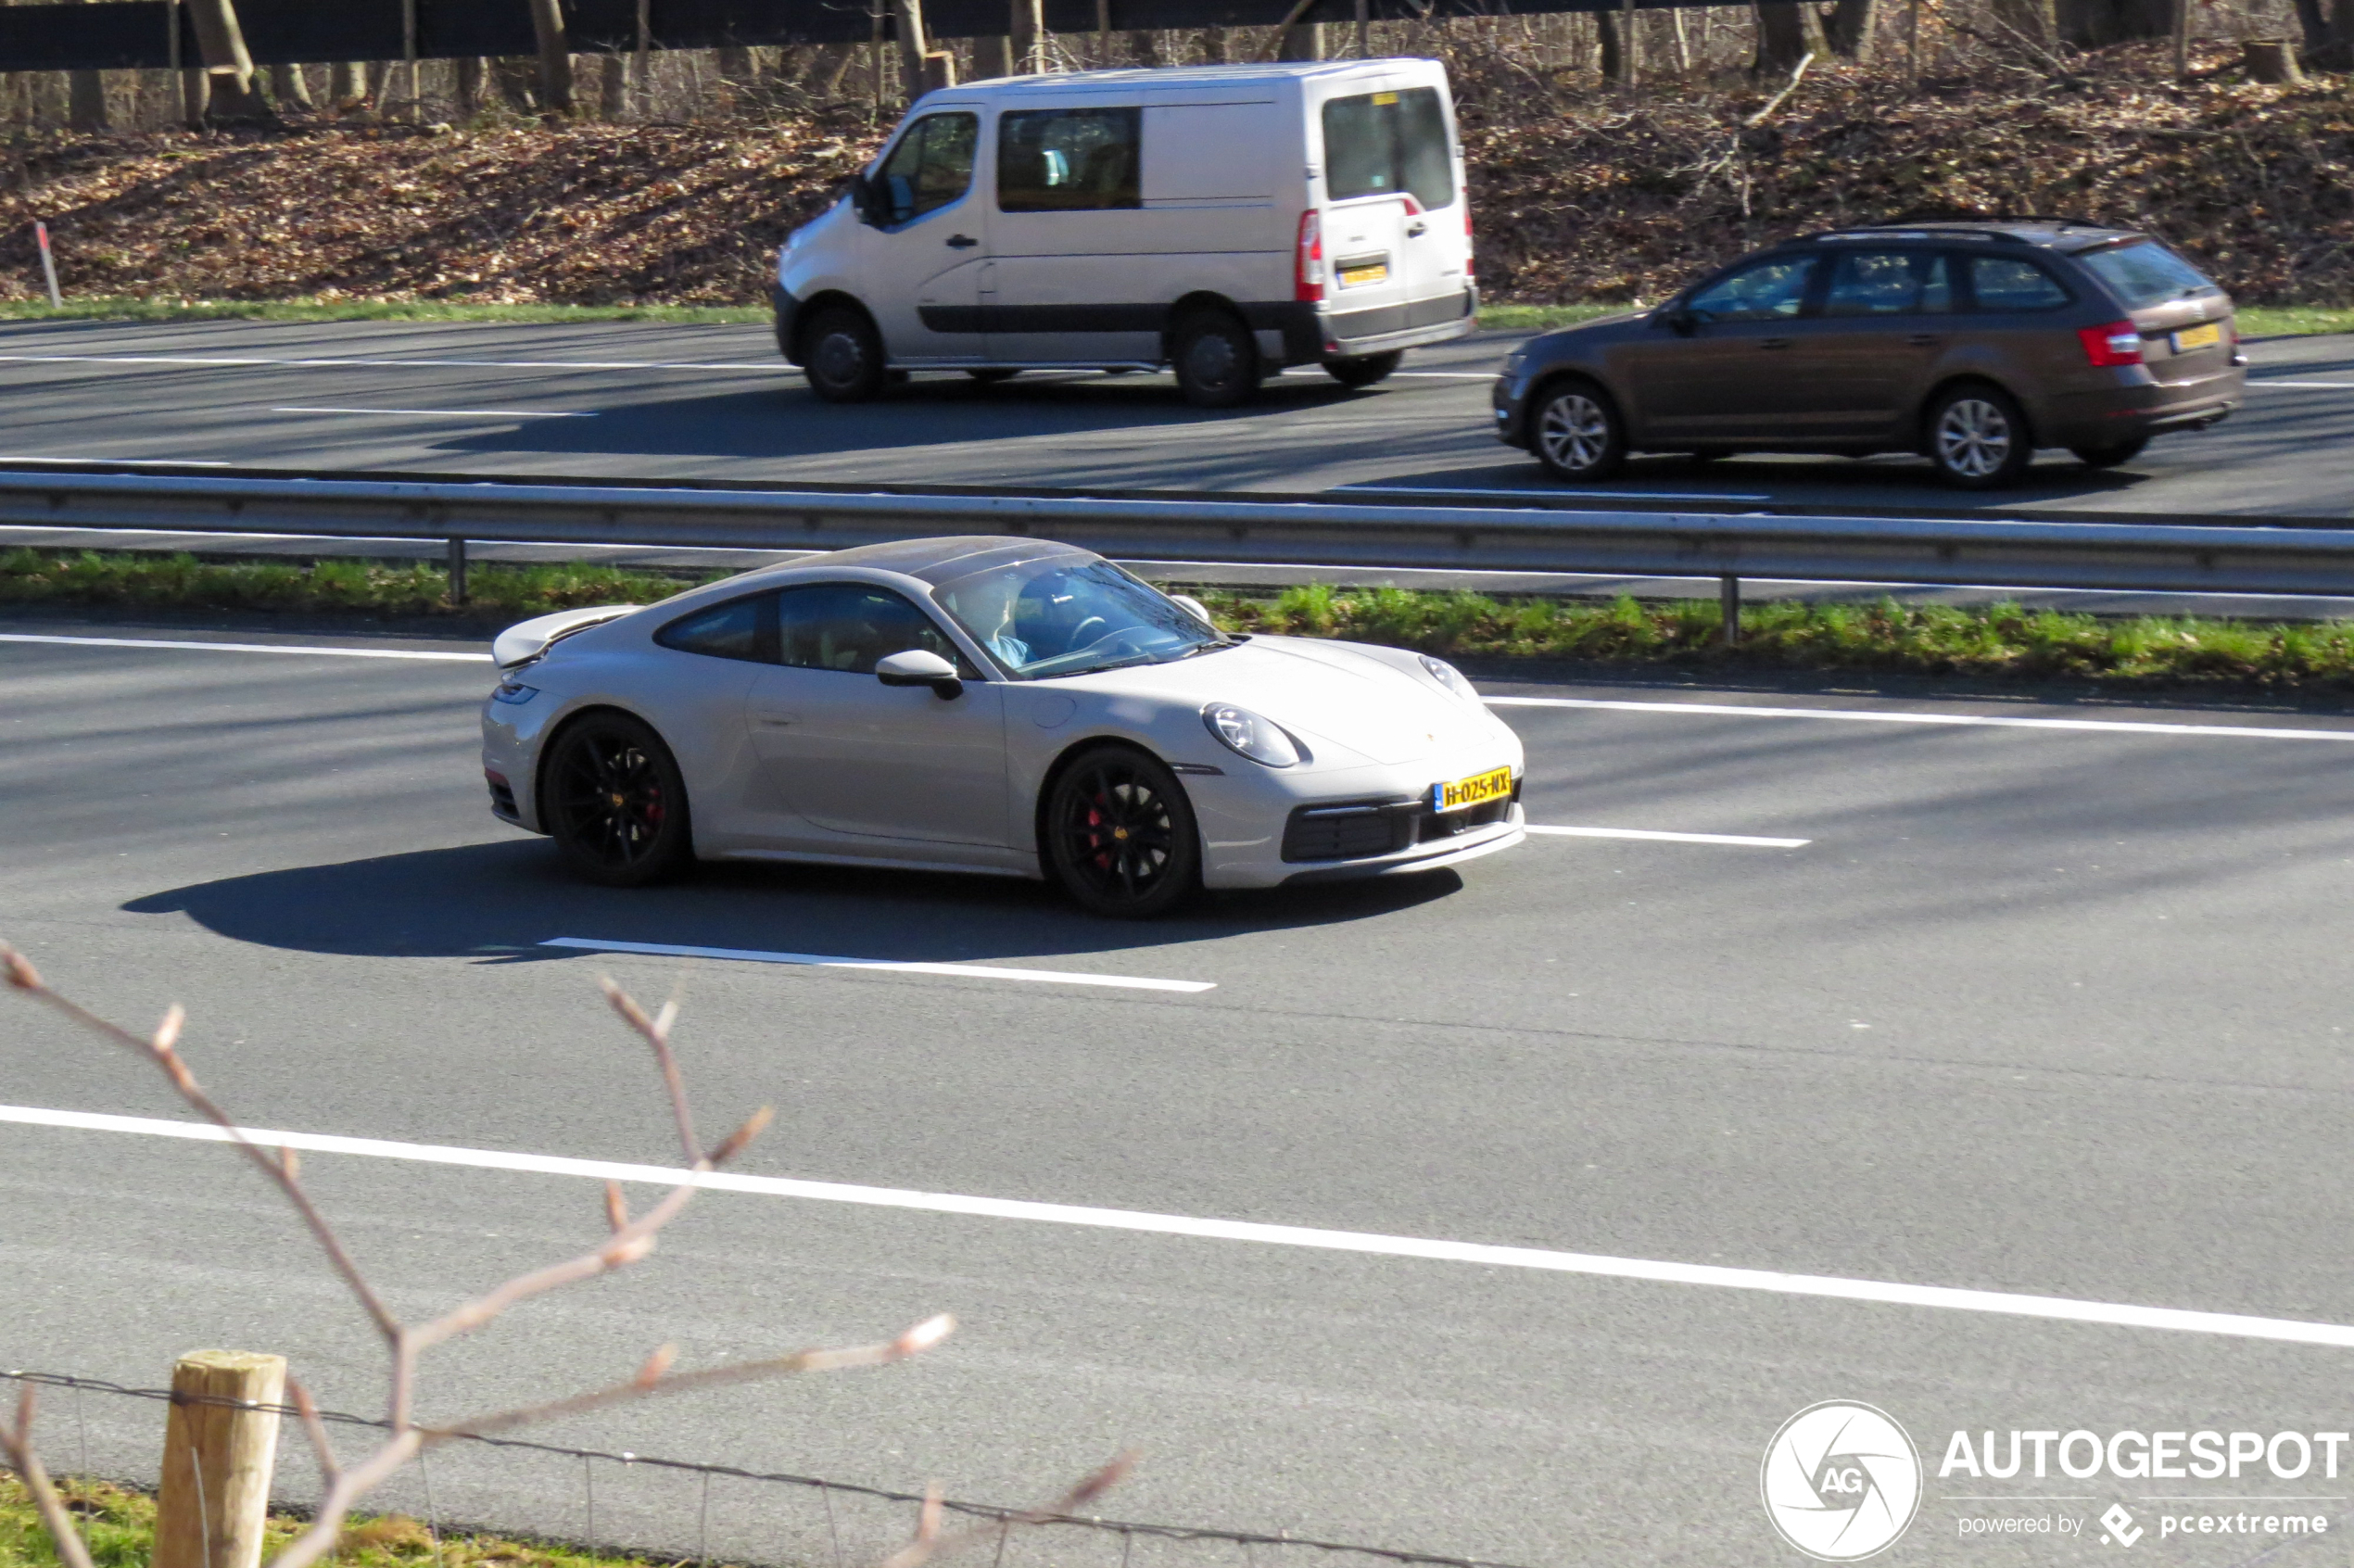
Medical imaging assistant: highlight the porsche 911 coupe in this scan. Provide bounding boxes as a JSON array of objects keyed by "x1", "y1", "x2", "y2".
[{"x1": 481, "y1": 536, "x2": 1525, "y2": 917}]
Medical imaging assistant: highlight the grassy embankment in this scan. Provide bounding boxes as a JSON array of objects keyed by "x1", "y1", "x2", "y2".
[
  {"x1": 0, "y1": 297, "x2": 2343, "y2": 338},
  {"x1": 0, "y1": 1476, "x2": 661, "y2": 1568},
  {"x1": 10, "y1": 549, "x2": 2354, "y2": 693}
]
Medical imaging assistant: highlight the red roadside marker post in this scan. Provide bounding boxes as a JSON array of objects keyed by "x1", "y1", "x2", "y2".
[{"x1": 33, "y1": 221, "x2": 61, "y2": 308}]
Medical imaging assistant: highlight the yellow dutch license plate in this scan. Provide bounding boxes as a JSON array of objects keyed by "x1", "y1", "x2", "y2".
[
  {"x1": 2171, "y1": 322, "x2": 2222, "y2": 353},
  {"x1": 1339, "y1": 263, "x2": 1388, "y2": 288},
  {"x1": 1434, "y1": 766, "x2": 1514, "y2": 814}
]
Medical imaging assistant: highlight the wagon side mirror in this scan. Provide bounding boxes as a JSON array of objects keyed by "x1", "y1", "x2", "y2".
[
  {"x1": 1661, "y1": 302, "x2": 1698, "y2": 335},
  {"x1": 876, "y1": 648, "x2": 964, "y2": 699}
]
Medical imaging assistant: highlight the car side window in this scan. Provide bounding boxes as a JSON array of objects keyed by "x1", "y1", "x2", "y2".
[
  {"x1": 998, "y1": 107, "x2": 1142, "y2": 212},
  {"x1": 1686, "y1": 258, "x2": 1817, "y2": 323},
  {"x1": 875, "y1": 112, "x2": 978, "y2": 225},
  {"x1": 1822, "y1": 250, "x2": 1953, "y2": 317},
  {"x1": 654, "y1": 593, "x2": 774, "y2": 664},
  {"x1": 1969, "y1": 256, "x2": 2071, "y2": 312},
  {"x1": 775, "y1": 583, "x2": 978, "y2": 677}
]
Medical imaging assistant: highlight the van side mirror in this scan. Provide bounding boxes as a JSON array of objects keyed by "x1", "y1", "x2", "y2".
[
  {"x1": 876, "y1": 648, "x2": 964, "y2": 699},
  {"x1": 849, "y1": 172, "x2": 879, "y2": 225}
]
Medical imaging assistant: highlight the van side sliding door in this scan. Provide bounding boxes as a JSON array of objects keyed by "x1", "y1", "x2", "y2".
[{"x1": 988, "y1": 105, "x2": 1155, "y2": 366}]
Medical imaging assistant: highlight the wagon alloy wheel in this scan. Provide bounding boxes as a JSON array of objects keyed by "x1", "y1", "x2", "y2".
[
  {"x1": 1532, "y1": 383, "x2": 1626, "y2": 481},
  {"x1": 545, "y1": 714, "x2": 693, "y2": 887},
  {"x1": 1929, "y1": 386, "x2": 2032, "y2": 489},
  {"x1": 1044, "y1": 747, "x2": 1201, "y2": 918}
]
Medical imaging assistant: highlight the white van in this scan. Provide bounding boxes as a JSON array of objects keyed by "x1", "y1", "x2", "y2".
[{"x1": 772, "y1": 59, "x2": 1475, "y2": 408}]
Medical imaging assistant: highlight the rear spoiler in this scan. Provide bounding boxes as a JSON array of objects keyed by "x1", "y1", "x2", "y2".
[{"x1": 491, "y1": 605, "x2": 640, "y2": 671}]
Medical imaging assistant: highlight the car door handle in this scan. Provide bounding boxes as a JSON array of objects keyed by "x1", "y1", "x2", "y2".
[
  {"x1": 945, "y1": 234, "x2": 980, "y2": 248},
  {"x1": 1907, "y1": 334, "x2": 1943, "y2": 347},
  {"x1": 1759, "y1": 337, "x2": 1791, "y2": 349}
]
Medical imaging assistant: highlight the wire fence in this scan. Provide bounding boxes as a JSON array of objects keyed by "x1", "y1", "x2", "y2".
[{"x1": 0, "y1": 1370, "x2": 1533, "y2": 1568}]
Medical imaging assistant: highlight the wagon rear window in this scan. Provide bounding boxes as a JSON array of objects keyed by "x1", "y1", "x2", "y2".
[{"x1": 1322, "y1": 86, "x2": 1454, "y2": 210}]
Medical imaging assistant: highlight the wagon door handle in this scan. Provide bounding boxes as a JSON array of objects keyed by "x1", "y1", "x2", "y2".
[
  {"x1": 945, "y1": 234, "x2": 980, "y2": 248},
  {"x1": 1907, "y1": 334, "x2": 1943, "y2": 347},
  {"x1": 1759, "y1": 337, "x2": 1791, "y2": 349}
]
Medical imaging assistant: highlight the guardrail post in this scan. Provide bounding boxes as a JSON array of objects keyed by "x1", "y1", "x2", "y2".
[
  {"x1": 447, "y1": 537, "x2": 468, "y2": 605},
  {"x1": 155, "y1": 1350, "x2": 285, "y2": 1568},
  {"x1": 1719, "y1": 575, "x2": 1740, "y2": 645}
]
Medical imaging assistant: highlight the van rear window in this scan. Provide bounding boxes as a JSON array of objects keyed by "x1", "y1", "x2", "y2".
[
  {"x1": 998, "y1": 107, "x2": 1142, "y2": 212},
  {"x1": 1321, "y1": 86, "x2": 1453, "y2": 210}
]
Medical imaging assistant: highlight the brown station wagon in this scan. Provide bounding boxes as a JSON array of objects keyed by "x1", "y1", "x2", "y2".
[{"x1": 1489, "y1": 221, "x2": 2247, "y2": 488}]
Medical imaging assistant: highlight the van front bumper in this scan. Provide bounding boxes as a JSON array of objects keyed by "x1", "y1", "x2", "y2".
[{"x1": 772, "y1": 285, "x2": 801, "y2": 364}]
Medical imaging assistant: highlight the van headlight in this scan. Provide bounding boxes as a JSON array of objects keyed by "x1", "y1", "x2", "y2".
[
  {"x1": 1419, "y1": 655, "x2": 1479, "y2": 703},
  {"x1": 1202, "y1": 703, "x2": 1300, "y2": 767}
]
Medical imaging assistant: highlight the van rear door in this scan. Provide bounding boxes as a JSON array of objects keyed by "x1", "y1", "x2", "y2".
[{"x1": 1315, "y1": 83, "x2": 1468, "y2": 337}]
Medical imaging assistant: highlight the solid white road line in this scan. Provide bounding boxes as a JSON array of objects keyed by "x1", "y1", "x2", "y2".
[
  {"x1": 0, "y1": 455, "x2": 234, "y2": 467},
  {"x1": 6, "y1": 1100, "x2": 2351, "y2": 1348},
  {"x1": 0, "y1": 632, "x2": 490, "y2": 662},
  {"x1": 1486, "y1": 695, "x2": 2354, "y2": 742},
  {"x1": 541, "y1": 936, "x2": 1214, "y2": 993},
  {"x1": 271, "y1": 406, "x2": 594, "y2": 419},
  {"x1": 0, "y1": 353, "x2": 791, "y2": 373},
  {"x1": 1526, "y1": 825, "x2": 1811, "y2": 848},
  {"x1": 1340, "y1": 483, "x2": 1776, "y2": 502},
  {"x1": 2247, "y1": 380, "x2": 2354, "y2": 389}
]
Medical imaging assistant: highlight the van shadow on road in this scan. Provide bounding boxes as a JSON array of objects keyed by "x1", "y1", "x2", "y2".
[{"x1": 121, "y1": 841, "x2": 1461, "y2": 967}]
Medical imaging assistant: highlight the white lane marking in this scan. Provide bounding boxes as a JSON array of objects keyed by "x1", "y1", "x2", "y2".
[
  {"x1": 0, "y1": 455, "x2": 234, "y2": 466},
  {"x1": 1527, "y1": 824, "x2": 1811, "y2": 848},
  {"x1": 0, "y1": 632, "x2": 489, "y2": 662},
  {"x1": 1277, "y1": 369, "x2": 1496, "y2": 380},
  {"x1": 1340, "y1": 483, "x2": 1776, "y2": 502},
  {"x1": 542, "y1": 936, "x2": 1214, "y2": 993},
  {"x1": 272, "y1": 406, "x2": 593, "y2": 419},
  {"x1": 6, "y1": 1100, "x2": 2352, "y2": 1348},
  {"x1": 1487, "y1": 695, "x2": 2354, "y2": 742},
  {"x1": 0, "y1": 353, "x2": 791, "y2": 373},
  {"x1": 2246, "y1": 380, "x2": 2354, "y2": 389}
]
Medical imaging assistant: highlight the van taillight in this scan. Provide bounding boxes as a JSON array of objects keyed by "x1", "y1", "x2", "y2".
[
  {"x1": 1464, "y1": 205, "x2": 1474, "y2": 278},
  {"x1": 2078, "y1": 321, "x2": 2143, "y2": 367},
  {"x1": 1296, "y1": 210, "x2": 1323, "y2": 303}
]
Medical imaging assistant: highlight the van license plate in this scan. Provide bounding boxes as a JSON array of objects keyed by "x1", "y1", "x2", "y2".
[
  {"x1": 2171, "y1": 322, "x2": 2222, "y2": 352},
  {"x1": 1338, "y1": 262, "x2": 1389, "y2": 288},
  {"x1": 1433, "y1": 766, "x2": 1513, "y2": 814}
]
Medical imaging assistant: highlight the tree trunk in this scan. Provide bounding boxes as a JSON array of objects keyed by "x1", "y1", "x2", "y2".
[
  {"x1": 1598, "y1": 7, "x2": 1625, "y2": 77},
  {"x1": 455, "y1": 57, "x2": 485, "y2": 117},
  {"x1": 1278, "y1": 20, "x2": 1326, "y2": 57},
  {"x1": 1753, "y1": 0, "x2": 1812, "y2": 69},
  {"x1": 812, "y1": 43, "x2": 858, "y2": 94},
  {"x1": 1012, "y1": 0, "x2": 1047, "y2": 69},
  {"x1": 183, "y1": 0, "x2": 273, "y2": 120},
  {"x1": 1130, "y1": 28, "x2": 1165, "y2": 62},
  {"x1": 329, "y1": 62, "x2": 366, "y2": 105},
  {"x1": 1990, "y1": 0, "x2": 2058, "y2": 43},
  {"x1": 973, "y1": 33, "x2": 1015, "y2": 76},
  {"x1": 597, "y1": 51, "x2": 627, "y2": 117},
  {"x1": 1827, "y1": 0, "x2": 1877, "y2": 56},
  {"x1": 715, "y1": 45, "x2": 755, "y2": 81},
  {"x1": 1203, "y1": 24, "x2": 1231, "y2": 59},
  {"x1": 68, "y1": 71, "x2": 107, "y2": 131},
  {"x1": 2242, "y1": 36, "x2": 2303, "y2": 76},
  {"x1": 526, "y1": 0, "x2": 575, "y2": 113},
  {"x1": 2055, "y1": 0, "x2": 2171, "y2": 44},
  {"x1": 493, "y1": 57, "x2": 538, "y2": 111},
  {"x1": 267, "y1": 61, "x2": 311, "y2": 107}
]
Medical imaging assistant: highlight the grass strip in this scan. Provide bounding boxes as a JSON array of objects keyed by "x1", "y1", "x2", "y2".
[
  {"x1": 0, "y1": 297, "x2": 2337, "y2": 340},
  {"x1": 10, "y1": 549, "x2": 2354, "y2": 693},
  {"x1": 0, "y1": 1474, "x2": 680, "y2": 1568}
]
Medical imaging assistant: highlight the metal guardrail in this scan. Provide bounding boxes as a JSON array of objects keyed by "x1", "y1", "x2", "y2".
[{"x1": 9, "y1": 466, "x2": 2354, "y2": 602}]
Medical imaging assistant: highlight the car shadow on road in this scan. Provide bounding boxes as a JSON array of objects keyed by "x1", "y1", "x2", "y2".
[
  {"x1": 1372, "y1": 451, "x2": 2160, "y2": 510},
  {"x1": 120, "y1": 841, "x2": 1462, "y2": 967}
]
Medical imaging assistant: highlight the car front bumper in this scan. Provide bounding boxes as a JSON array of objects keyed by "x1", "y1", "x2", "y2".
[{"x1": 1183, "y1": 745, "x2": 1527, "y2": 891}]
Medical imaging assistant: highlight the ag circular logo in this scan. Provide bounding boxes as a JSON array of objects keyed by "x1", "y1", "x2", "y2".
[{"x1": 1760, "y1": 1400, "x2": 1922, "y2": 1562}]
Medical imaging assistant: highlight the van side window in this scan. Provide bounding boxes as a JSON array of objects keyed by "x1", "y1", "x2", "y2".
[
  {"x1": 1322, "y1": 87, "x2": 1454, "y2": 211},
  {"x1": 998, "y1": 107, "x2": 1142, "y2": 212},
  {"x1": 875, "y1": 112, "x2": 978, "y2": 225}
]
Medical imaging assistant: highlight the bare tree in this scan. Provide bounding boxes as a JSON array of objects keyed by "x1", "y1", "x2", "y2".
[{"x1": 0, "y1": 944, "x2": 1120, "y2": 1568}]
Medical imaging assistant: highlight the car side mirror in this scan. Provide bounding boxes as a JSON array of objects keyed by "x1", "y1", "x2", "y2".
[
  {"x1": 1169, "y1": 593, "x2": 1214, "y2": 626},
  {"x1": 1662, "y1": 304, "x2": 1698, "y2": 335},
  {"x1": 876, "y1": 648, "x2": 964, "y2": 699}
]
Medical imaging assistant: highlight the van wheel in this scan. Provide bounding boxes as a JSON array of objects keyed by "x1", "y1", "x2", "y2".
[
  {"x1": 1531, "y1": 377, "x2": 1626, "y2": 481},
  {"x1": 801, "y1": 306, "x2": 888, "y2": 403},
  {"x1": 1324, "y1": 351, "x2": 1402, "y2": 388},
  {"x1": 1171, "y1": 310, "x2": 1259, "y2": 410},
  {"x1": 1929, "y1": 385, "x2": 2033, "y2": 488},
  {"x1": 2069, "y1": 436, "x2": 2148, "y2": 469}
]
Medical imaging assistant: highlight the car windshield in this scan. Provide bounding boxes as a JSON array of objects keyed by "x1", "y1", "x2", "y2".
[
  {"x1": 2078, "y1": 240, "x2": 2221, "y2": 308},
  {"x1": 930, "y1": 557, "x2": 1229, "y2": 678}
]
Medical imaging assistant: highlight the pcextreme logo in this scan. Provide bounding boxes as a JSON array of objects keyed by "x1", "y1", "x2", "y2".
[{"x1": 1762, "y1": 1401, "x2": 1925, "y2": 1562}]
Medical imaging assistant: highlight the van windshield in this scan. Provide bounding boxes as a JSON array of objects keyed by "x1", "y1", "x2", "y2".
[
  {"x1": 1322, "y1": 86, "x2": 1453, "y2": 210},
  {"x1": 930, "y1": 557, "x2": 1229, "y2": 678}
]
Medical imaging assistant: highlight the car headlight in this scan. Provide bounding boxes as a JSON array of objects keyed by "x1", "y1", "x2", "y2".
[
  {"x1": 492, "y1": 680, "x2": 539, "y2": 705},
  {"x1": 1419, "y1": 655, "x2": 1480, "y2": 703},
  {"x1": 1202, "y1": 703, "x2": 1300, "y2": 767}
]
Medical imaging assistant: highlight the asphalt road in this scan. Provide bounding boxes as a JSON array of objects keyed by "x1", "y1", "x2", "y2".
[
  {"x1": 0, "y1": 317, "x2": 2348, "y2": 517},
  {"x1": 10, "y1": 622, "x2": 2354, "y2": 1566}
]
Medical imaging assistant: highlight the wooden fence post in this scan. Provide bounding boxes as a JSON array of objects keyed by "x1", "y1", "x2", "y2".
[{"x1": 154, "y1": 1350, "x2": 287, "y2": 1568}]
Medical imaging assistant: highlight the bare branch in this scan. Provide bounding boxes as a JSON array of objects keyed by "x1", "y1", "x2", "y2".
[
  {"x1": 601, "y1": 976, "x2": 698, "y2": 1164},
  {"x1": 266, "y1": 1428, "x2": 426, "y2": 1568},
  {"x1": 0, "y1": 944, "x2": 402, "y2": 1347},
  {"x1": 426, "y1": 1315, "x2": 956, "y2": 1443},
  {"x1": 286, "y1": 1381, "x2": 342, "y2": 1486},
  {"x1": 878, "y1": 1452, "x2": 1136, "y2": 1568},
  {"x1": 0, "y1": 1386, "x2": 98, "y2": 1568},
  {"x1": 604, "y1": 1182, "x2": 630, "y2": 1234}
]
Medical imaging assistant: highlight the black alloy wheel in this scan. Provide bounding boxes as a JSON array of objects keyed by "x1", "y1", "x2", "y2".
[
  {"x1": 544, "y1": 713, "x2": 694, "y2": 888},
  {"x1": 2069, "y1": 436, "x2": 2150, "y2": 469},
  {"x1": 801, "y1": 306, "x2": 889, "y2": 403},
  {"x1": 1323, "y1": 350, "x2": 1403, "y2": 388},
  {"x1": 1044, "y1": 746, "x2": 1201, "y2": 918},
  {"x1": 1171, "y1": 310, "x2": 1260, "y2": 410},
  {"x1": 1928, "y1": 383, "x2": 2034, "y2": 489},
  {"x1": 1531, "y1": 377, "x2": 1627, "y2": 481}
]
